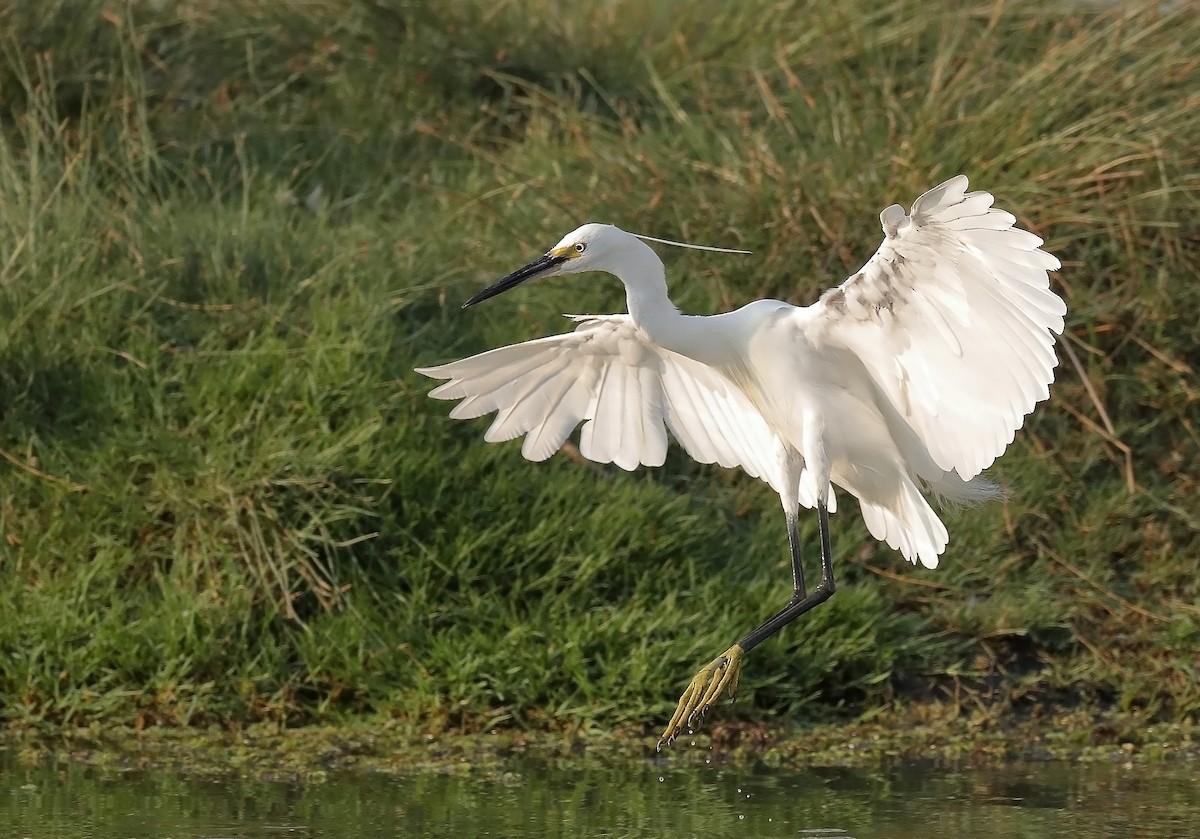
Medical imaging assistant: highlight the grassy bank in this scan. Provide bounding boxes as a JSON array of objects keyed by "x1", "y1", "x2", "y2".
[{"x1": 0, "y1": 0, "x2": 1197, "y2": 741}]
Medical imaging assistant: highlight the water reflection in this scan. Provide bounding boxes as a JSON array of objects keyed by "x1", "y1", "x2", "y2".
[{"x1": 2, "y1": 748, "x2": 1196, "y2": 838}]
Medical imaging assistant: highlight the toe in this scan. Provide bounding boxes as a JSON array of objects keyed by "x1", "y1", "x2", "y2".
[{"x1": 659, "y1": 646, "x2": 748, "y2": 749}]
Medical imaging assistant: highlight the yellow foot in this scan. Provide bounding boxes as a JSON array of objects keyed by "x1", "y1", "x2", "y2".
[{"x1": 656, "y1": 644, "x2": 745, "y2": 750}]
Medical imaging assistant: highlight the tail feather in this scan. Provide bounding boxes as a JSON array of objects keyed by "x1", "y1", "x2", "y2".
[{"x1": 859, "y1": 478, "x2": 949, "y2": 569}]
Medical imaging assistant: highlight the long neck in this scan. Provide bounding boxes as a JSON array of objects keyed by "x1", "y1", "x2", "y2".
[
  {"x1": 617, "y1": 239, "x2": 678, "y2": 327},
  {"x1": 614, "y1": 239, "x2": 717, "y2": 362}
]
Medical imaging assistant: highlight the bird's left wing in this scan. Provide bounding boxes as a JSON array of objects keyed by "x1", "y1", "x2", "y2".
[
  {"x1": 807, "y1": 175, "x2": 1065, "y2": 480},
  {"x1": 416, "y1": 315, "x2": 788, "y2": 492}
]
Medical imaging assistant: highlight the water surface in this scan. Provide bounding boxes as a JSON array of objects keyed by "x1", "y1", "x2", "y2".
[{"x1": 3, "y1": 749, "x2": 1196, "y2": 838}]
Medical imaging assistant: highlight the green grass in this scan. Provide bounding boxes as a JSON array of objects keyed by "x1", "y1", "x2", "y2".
[{"x1": 0, "y1": 0, "x2": 1196, "y2": 736}]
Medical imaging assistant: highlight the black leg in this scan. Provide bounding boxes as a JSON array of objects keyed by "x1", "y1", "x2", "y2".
[
  {"x1": 786, "y1": 507, "x2": 806, "y2": 600},
  {"x1": 739, "y1": 500, "x2": 835, "y2": 654},
  {"x1": 657, "y1": 501, "x2": 837, "y2": 749}
]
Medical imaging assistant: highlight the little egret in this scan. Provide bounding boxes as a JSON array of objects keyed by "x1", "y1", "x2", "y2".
[{"x1": 416, "y1": 175, "x2": 1065, "y2": 749}]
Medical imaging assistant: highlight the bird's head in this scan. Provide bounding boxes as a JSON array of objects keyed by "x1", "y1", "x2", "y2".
[{"x1": 461, "y1": 223, "x2": 635, "y2": 308}]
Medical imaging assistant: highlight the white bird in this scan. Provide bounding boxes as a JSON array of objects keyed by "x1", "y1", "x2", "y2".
[{"x1": 416, "y1": 175, "x2": 1065, "y2": 749}]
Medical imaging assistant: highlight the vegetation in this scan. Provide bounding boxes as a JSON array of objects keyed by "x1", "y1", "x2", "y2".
[{"x1": 0, "y1": 0, "x2": 1196, "y2": 741}]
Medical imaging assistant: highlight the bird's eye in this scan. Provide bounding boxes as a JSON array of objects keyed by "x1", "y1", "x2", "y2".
[{"x1": 573, "y1": 242, "x2": 586, "y2": 254}]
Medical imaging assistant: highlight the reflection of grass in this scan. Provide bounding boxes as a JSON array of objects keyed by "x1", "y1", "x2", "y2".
[
  {"x1": 12, "y1": 731, "x2": 1200, "y2": 839},
  {"x1": 0, "y1": 0, "x2": 1196, "y2": 734}
]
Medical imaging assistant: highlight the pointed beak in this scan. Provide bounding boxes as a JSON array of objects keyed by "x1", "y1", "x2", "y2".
[{"x1": 461, "y1": 252, "x2": 570, "y2": 309}]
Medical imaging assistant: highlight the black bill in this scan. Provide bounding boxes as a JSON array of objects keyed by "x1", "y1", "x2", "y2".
[{"x1": 462, "y1": 252, "x2": 568, "y2": 309}]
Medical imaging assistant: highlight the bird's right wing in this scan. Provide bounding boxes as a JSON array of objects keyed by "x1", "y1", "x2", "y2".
[{"x1": 416, "y1": 315, "x2": 788, "y2": 493}]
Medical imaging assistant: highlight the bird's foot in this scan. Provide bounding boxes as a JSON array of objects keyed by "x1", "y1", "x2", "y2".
[{"x1": 656, "y1": 644, "x2": 745, "y2": 751}]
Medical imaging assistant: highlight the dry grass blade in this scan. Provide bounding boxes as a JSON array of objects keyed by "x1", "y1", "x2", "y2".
[{"x1": 1059, "y1": 335, "x2": 1136, "y2": 493}]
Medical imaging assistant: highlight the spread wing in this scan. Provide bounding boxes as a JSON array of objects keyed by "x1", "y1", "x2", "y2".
[
  {"x1": 416, "y1": 315, "x2": 789, "y2": 493},
  {"x1": 809, "y1": 175, "x2": 1066, "y2": 480}
]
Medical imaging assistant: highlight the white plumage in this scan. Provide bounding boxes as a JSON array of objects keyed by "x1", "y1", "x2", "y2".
[
  {"x1": 419, "y1": 175, "x2": 1062, "y2": 566},
  {"x1": 417, "y1": 175, "x2": 1065, "y2": 745},
  {"x1": 425, "y1": 315, "x2": 784, "y2": 481}
]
